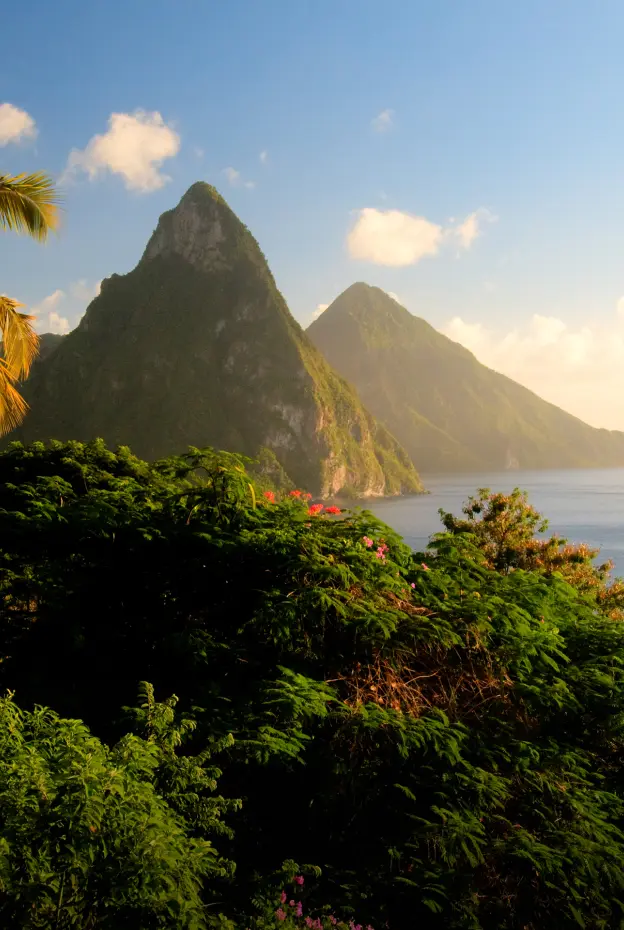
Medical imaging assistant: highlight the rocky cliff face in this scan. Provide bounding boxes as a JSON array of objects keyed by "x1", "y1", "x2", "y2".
[
  {"x1": 308, "y1": 282, "x2": 624, "y2": 473},
  {"x1": 9, "y1": 185, "x2": 422, "y2": 497}
]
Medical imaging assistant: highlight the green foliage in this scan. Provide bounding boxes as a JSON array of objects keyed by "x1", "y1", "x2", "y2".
[
  {"x1": 3, "y1": 440, "x2": 624, "y2": 927},
  {"x1": 0, "y1": 684, "x2": 235, "y2": 929},
  {"x1": 439, "y1": 486, "x2": 624, "y2": 618},
  {"x1": 307, "y1": 282, "x2": 624, "y2": 472}
]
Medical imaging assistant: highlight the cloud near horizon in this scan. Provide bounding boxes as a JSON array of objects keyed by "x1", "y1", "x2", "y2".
[
  {"x1": 0, "y1": 103, "x2": 37, "y2": 146},
  {"x1": 347, "y1": 207, "x2": 495, "y2": 266},
  {"x1": 64, "y1": 110, "x2": 180, "y2": 192},
  {"x1": 442, "y1": 300, "x2": 624, "y2": 430},
  {"x1": 32, "y1": 280, "x2": 102, "y2": 335}
]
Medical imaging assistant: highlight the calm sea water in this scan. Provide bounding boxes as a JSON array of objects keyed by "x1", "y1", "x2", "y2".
[{"x1": 363, "y1": 469, "x2": 624, "y2": 578}]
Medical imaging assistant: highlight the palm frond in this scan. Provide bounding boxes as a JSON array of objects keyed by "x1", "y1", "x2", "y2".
[
  {"x1": 0, "y1": 357, "x2": 28, "y2": 436},
  {"x1": 0, "y1": 172, "x2": 61, "y2": 241},
  {"x1": 0, "y1": 296, "x2": 39, "y2": 379}
]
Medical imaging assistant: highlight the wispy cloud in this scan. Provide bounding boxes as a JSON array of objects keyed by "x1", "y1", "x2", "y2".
[
  {"x1": 223, "y1": 166, "x2": 255, "y2": 189},
  {"x1": 371, "y1": 109, "x2": 394, "y2": 132},
  {"x1": 63, "y1": 110, "x2": 180, "y2": 192},
  {"x1": 0, "y1": 103, "x2": 37, "y2": 146},
  {"x1": 313, "y1": 303, "x2": 329, "y2": 320},
  {"x1": 451, "y1": 208, "x2": 497, "y2": 250},
  {"x1": 259, "y1": 150, "x2": 268, "y2": 165},
  {"x1": 32, "y1": 279, "x2": 102, "y2": 335},
  {"x1": 32, "y1": 290, "x2": 69, "y2": 335}
]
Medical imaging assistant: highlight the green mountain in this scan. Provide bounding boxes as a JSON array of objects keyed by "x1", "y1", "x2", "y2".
[
  {"x1": 9, "y1": 186, "x2": 422, "y2": 497},
  {"x1": 307, "y1": 282, "x2": 624, "y2": 473},
  {"x1": 36, "y1": 333, "x2": 65, "y2": 362}
]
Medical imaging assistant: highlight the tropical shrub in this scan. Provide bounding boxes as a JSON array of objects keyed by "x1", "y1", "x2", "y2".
[
  {"x1": 2, "y1": 441, "x2": 624, "y2": 927},
  {"x1": 440, "y1": 486, "x2": 624, "y2": 617},
  {"x1": 0, "y1": 683, "x2": 236, "y2": 929}
]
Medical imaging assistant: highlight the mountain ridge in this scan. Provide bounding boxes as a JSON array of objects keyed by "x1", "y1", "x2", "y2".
[{"x1": 307, "y1": 283, "x2": 624, "y2": 472}]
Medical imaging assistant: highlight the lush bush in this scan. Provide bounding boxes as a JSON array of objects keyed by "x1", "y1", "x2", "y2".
[
  {"x1": 2, "y1": 440, "x2": 624, "y2": 928},
  {"x1": 0, "y1": 683, "x2": 235, "y2": 929}
]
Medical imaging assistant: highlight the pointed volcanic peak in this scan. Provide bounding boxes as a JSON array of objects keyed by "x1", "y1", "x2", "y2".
[
  {"x1": 8, "y1": 186, "x2": 423, "y2": 497},
  {"x1": 308, "y1": 283, "x2": 624, "y2": 472}
]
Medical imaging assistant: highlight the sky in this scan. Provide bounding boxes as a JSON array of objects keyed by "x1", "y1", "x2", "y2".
[{"x1": 3, "y1": 0, "x2": 624, "y2": 429}]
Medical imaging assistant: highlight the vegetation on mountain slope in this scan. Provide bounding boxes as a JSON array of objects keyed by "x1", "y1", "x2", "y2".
[
  {"x1": 2, "y1": 439, "x2": 624, "y2": 928},
  {"x1": 7, "y1": 184, "x2": 422, "y2": 498},
  {"x1": 307, "y1": 282, "x2": 624, "y2": 472}
]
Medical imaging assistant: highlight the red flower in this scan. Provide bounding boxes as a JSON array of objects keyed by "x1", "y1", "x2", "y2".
[
  {"x1": 289, "y1": 490, "x2": 302, "y2": 498},
  {"x1": 308, "y1": 503, "x2": 324, "y2": 515},
  {"x1": 303, "y1": 493, "x2": 312, "y2": 500},
  {"x1": 263, "y1": 490, "x2": 276, "y2": 503},
  {"x1": 325, "y1": 505, "x2": 341, "y2": 514}
]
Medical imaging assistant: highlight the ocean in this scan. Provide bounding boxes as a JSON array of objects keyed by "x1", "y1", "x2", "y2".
[{"x1": 363, "y1": 469, "x2": 624, "y2": 578}]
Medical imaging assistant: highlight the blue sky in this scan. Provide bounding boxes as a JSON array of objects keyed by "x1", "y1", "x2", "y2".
[{"x1": 3, "y1": 0, "x2": 624, "y2": 427}]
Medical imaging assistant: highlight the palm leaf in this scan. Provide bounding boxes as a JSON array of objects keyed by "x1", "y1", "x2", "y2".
[
  {"x1": 0, "y1": 357, "x2": 28, "y2": 436},
  {"x1": 0, "y1": 296, "x2": 39, "y2": 380},
  {"x1": 0, "y1": 172, "x2": 61, "y2": 241}
]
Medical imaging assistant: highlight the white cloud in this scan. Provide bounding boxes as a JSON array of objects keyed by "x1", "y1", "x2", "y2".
[
  {"x1": 450, "y1": 208, "x2": 497, "y2": 250},
  {"x1": 371, "y1": 109, "x2": 394, "y2": 132},
  {"x1": 348, "y1": 208, "x2": 443, "y2": 266},
  {"x1": 223, "y1": 167, "x2": 240, "y2": 186},
  {"x1": 441, "y1": 301, "x2": 624, "y2": 430},
  {"x1": 193, "y1": 146, "x2": 204, "y2": 159},
  {"x1": 31, "y1": 279, "x2": 102, "y2": 335},
  {"x1": 313, "y1": 303, "x2": 329, "y2": 320},
  {"x1": 32, "y1": 290, "x2": 69, "y2": 335},
  {"x1": 70, "y1": 279, "x2": 101, "y2": 303},
  {"x1": 64, "y1": 110, "x2": 180, "y2": 192},
  {"x1": 259, "y1": 150, "x2": 268, "y2": 165},
  {"x1": 0, "y1": 103, "x2": 37, "y2": 146},
  {"x1": 347, "y1": 206, "x2": 495, "y2": 267},
  {"x1": 223, "y1": 166, "x2": 255, "y2": 189}
]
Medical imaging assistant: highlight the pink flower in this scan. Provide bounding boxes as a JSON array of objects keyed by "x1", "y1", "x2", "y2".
[
  {"x1": 263, "y1": 490, "x2": 276, "y2": 503},
  {"x1": 280, "y1": 891, "x2": 287, "y2": 904},
  {"x1": 410, "y1": 582, "x2": 416, "y2": 588},
  {"x1": 294, "y1": 874, "x2": 305, "y2": 885},
  {"x1": 289, "y1": 900, "x2": 296, "y2": 907},
  {"x1": 421, "y1": 562, "x2": 429, "y2": 571},
  {"x1": 362, "y1": 536, "x2": 374, "y2": 548},
  {"x1": 296, "y1": 901, "x2": 303, "y2": 917},
  {"x1": 276, "y1": 908, "x2": 287, "y2": 921},
  {"x1": 308, "y1": 504, "x2": 324, "y2": 515}
]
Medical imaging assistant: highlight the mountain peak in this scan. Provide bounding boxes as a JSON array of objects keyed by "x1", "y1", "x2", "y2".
[
  {"x1": 140, "y1": 182, "x2": 261, "y2": 274},
  {"x1": 307, "y1": 285, "x2": 624, "y2": 473},
  {"x1": 9, "y1": 190, "x2": 422, "y2": 498}
]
